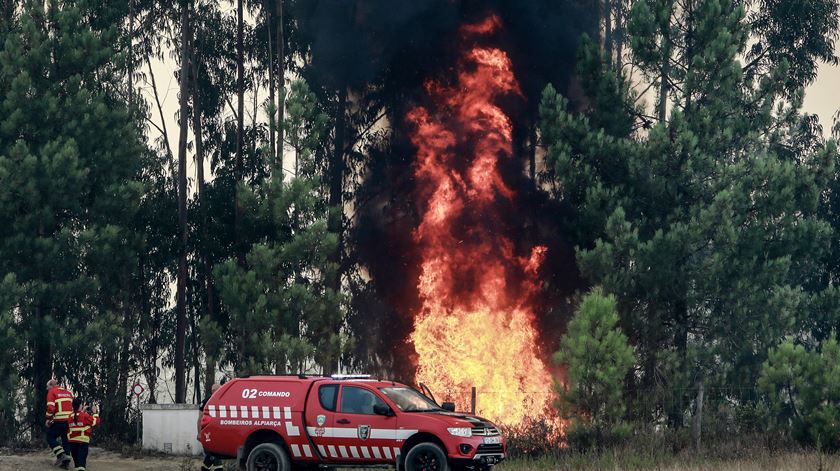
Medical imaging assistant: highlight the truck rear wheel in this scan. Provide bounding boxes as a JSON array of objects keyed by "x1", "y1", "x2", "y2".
[
  {"x1": 245, "y1": 442, "x2": 290, "y2": 471},
  {"x1": 404, "y1": 442, "x2": 449, "y2": 471}
]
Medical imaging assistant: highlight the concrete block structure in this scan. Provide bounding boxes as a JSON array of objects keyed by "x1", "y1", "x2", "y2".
[{"x1": 140, "y1": 403, "x2": 202, "y2": 455}]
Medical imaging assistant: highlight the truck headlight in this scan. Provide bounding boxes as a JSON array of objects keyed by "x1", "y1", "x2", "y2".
[{"x1": 447, "y1": 427, "x2": 472, "y2": 437}]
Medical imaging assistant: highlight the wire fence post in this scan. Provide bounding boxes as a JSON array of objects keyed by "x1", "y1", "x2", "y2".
[
  {"x1": 136, "y1": 394, "x2": 141, "y2": 444},
  {"x1": 471, "y1": 386, "x2": 476, "y2": 414}
]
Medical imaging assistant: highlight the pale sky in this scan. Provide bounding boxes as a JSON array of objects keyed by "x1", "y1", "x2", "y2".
[
  {"x1": 142, "y1": 39, "x2": 840, "y2": 199},
  {"x1": 803, "y1": 59, "x2": 840, "y2": 139}
]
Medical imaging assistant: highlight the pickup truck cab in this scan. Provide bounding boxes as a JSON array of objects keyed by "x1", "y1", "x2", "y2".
[{"x1": 198, "y1": 375, "x2": 505, "y2": 471}]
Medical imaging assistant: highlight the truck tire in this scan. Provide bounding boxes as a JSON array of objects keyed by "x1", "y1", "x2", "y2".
[
  {"x1": 404, "y1": 442, "x2": 449, "y2": 471},
  {"x1": 245, "y1": 442, "x2": 290, "y2": 471}
]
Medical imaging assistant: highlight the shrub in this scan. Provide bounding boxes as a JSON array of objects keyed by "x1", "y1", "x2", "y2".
[
  {"x1": 500, "y1": 418, "x2": 563, "y2": 458},
  {"x1": 553, "y1": 288, "x2": 636, "y2": 450},
  {"x1": 759, "y1": 337, "x2": 840, "y2": 449}
]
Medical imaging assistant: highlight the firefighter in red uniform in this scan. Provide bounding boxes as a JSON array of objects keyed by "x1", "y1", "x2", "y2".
[
  {"x1": 67, "y1": 398, "x2": 99, "y2": 471},
  {"x1": 45, "y1": 379, "x2": 74, "y2": 469}
]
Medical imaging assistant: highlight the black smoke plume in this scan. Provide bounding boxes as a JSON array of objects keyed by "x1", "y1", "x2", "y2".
[{"x1": 296, "y1": 0, "x2": 596, "y2": 378}]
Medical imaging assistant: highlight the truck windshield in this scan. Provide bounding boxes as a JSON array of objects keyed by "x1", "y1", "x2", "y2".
[{"x1": 379, "y1": 387, "x2": 442, "y2": 412}]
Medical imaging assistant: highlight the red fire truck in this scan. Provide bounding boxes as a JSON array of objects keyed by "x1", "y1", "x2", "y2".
[{"x1": 198, "y1": 375, "x2": 505, "y2": 471}]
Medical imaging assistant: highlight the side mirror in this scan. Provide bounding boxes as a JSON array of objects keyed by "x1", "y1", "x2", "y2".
[
  {"x1": 441, "y1": 402, "x2": 456, "y2": 412},
  {"x1": 374, "y1": 403, "x2": 394, "y2": 416}
]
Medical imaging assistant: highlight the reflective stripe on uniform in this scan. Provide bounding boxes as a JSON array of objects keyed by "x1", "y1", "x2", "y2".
[
  {"x1": 68, "y1": 426, "x2": 92, "y2": 443},
  {"x1": 54, "y1": 398, "x2": 73, "y2": 420}
]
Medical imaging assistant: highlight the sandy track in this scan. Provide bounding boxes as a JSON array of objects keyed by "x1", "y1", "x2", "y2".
[{"x1": 0, "y1": 448, "x2": 201, "y2": 471}]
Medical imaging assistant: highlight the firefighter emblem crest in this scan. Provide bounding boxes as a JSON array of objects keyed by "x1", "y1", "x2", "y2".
[{"x1": 357, "y1": 425, "x2": 371, "y2": 441}]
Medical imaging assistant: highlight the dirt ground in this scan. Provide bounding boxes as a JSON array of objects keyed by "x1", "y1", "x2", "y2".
[
  {"x1": 2, "y1": 449, "x2": 839, "y2": 470},
  {"x1": 0, "y1": 447, "x2": 202, "y2": 471}
]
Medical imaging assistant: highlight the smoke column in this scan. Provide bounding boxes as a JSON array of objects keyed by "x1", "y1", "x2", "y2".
[{"x1": 405, "y1": 15, "x2": 555, "y2": 425}]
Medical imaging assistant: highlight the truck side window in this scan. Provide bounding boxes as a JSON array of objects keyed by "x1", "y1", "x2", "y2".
[
  {"x1": 340, "y1": 386, "x2": 386, "y2": 415},
  {"x1": 319, "y1": 384, "x2": 339, "y2": 411}
]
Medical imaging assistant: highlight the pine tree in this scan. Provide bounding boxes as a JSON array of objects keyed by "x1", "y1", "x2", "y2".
[
  {"x1": 554, "y1": 288, "x2": 635, "y2": 449},
  {"x1": 759, "y1": 337, "x2": 840, "y2": 449},
  {"x1": 541, "y1": 0, "x2": 838, "y2": 431},
  {"x1": 0, "y1": 0, "x2": 145, "y2": 435}
]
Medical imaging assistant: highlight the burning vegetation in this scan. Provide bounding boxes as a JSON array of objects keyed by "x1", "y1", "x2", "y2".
[
  {"x1": 342, "y1": 1, "x2": 596, "y2": 428},
  {"x1": 406, "y1": 15, "x2": 557, "y2": 426}
]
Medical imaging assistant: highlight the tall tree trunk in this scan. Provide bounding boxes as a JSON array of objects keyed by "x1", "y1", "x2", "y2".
[
  {"x1": 657, "y1": 3, "x2": 673, "y2": 123},
  {"x1": 191, "y1": 309, "x2": 201, "y2": 403},
  {"x1": 117, "y1": 270, "x2": 132, "y2": 432},
  {"x1": 267, "y1": 2, "x2": 276, "y2": 172},
  {"x1": 614, "y1": 0, "x2": 624, "y2": 70},
  {"x1": 604, "y1": 0, "x2": 613, "y2": 63},
  {"x1": 138, "y1": 253, "x2": 157, "y2": 406},
  {"x1": 234, "y1": 0, "x2": 245, "y2": 266},
  {"x1": 692, "y1": 379, "x2": 705, "y2": 450},
  {"x1": 127, "y1": 0, "x2": 134, "y2": 109},
  {"x1": 191, "y1": 56, "x2": 217, "y2": 398},
  {"x1": 276, "y1": 0, "x2": 285, "y2": 173},
  {"x1": 326, "y1": 87, "x2": 347, "y2": 374},
  {"x1": 174, "y1": 0, "x2": 191, "y2": 404},
  {"x1": 658, "y1": 55, "x2": 670, "y2": 122},
  {"x1": 32, "y1": 311, "x2": 50, "y2": 441},
  {"x1": 669, "y1": 297, "x2": 688, "y2": 429}
]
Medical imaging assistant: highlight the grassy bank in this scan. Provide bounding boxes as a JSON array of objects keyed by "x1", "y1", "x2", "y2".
[
  {"x1": 497, "y1": 431, "x2": 837, "y2": 470},
  {"x1": 497, "y1": 451, "x2": 837, "y2": 470}
]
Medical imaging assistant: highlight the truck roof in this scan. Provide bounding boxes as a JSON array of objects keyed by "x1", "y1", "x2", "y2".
[{"x1": 236, "y1": 375, "x2": 406, "y2": 387}]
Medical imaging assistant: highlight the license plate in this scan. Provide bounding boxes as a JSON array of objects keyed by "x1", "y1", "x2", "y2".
[{"x1": 483, "y1": 436, "x2": 501, "y2": 444}]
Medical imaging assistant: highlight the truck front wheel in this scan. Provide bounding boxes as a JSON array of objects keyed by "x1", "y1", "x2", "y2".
[
  {"x1": 245, "y1": 442, "x2": 290, "y2": 471},
  {"x1": 404, "y1": 442, "x2": 449, "y2": 471}
]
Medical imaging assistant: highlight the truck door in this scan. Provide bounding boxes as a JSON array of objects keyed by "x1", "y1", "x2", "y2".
[
  {"x1": 304, "y1": 383, "x2": 339, "y2": 462},
  {"x1": 334, "y1": 385, "x2": 402, "y2": 463}
]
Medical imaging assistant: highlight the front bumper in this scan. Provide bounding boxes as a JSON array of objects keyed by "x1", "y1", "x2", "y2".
[
  {"x1": 450, "y1": 453, "x2": 505, "y2": 469},
  {"x1": 449, "y1": 441, "x2": 505, "y2": 468}
]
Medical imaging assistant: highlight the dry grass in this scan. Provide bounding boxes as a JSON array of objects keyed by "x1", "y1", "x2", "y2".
[
  {"x1": 497, "y1": 451, "x2": 839, "y2": 470},
  {"x1": 496, "y1": 429, "x2": 840, "y2": 471}
]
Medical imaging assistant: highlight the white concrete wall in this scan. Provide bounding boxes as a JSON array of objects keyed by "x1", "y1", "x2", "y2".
[{"x1": 140, "y1": 404, "x2": 202, "y2": 456}]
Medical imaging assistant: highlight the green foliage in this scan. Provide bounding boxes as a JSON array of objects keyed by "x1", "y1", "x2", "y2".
[
  {"x1": 554, "y1": 288, "x2": 635, "y2": 449},
  {"x1": 541, "y1": 0, "x2": 839, "y2": 431},
  {"x1": 0, "y1": 274, "x2": 21, "y2": 444},
  {"x1": 215, "y1": 80, "x2": 344, "y2": 375},
  {"x1": 0, "y1": 0, "x2": 146, "y2": 438},
  {"x1": 759, "y1": 338, "x2": 840, "y2": 449}
]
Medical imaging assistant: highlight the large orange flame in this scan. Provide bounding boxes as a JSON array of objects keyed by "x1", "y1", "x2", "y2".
[{"x1": 407, "y1": 15, "x2": 555, "y2": 426}]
